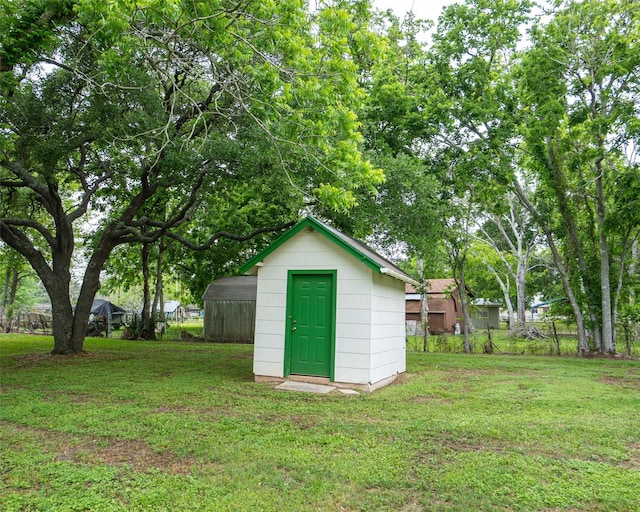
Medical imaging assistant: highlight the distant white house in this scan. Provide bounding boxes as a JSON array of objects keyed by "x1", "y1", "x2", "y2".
[
  {"x1": 530, "y1": 296, "x2": 567, "y2": 321},
  {"x1": 161, "y1": 300, "x2": 187, "y2": 321},
  {"x1": 240, "y1": 216, "x2": 419, "y2": 392}
]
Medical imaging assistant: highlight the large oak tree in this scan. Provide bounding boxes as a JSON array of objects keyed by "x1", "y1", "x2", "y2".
[{"x1": 0, "y1": 0, "x2": 382, "y2": 353}]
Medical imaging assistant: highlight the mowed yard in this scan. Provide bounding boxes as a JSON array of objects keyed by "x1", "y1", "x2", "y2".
[{"x1": 1, "y1": 335, "x2": 639, "y2": 511}]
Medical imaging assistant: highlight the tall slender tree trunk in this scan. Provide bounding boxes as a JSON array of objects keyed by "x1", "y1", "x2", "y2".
[
  {"x1": 4, "y1": 268, "x2": 19, "y2": 333},
  {"x1": 455, "y1": 269, "x2": 472, "y2": 354},
  {"x1": 546, "y1": 232, "x2": 589, "y2": 355},
  {"x1": 588, "y1": 309, "x2": 603, "y2": 352},
  {"x1": 418, "y1": 260, "x2": 430, "y2": 350},
  {"x1": 460, "y1": 288, "x2": 472, "y2": 353},
  {"x1": 478, "y1": 194, "x2": 535, "y2": 330},
  {"x1": 0, "y1": 267, "x2": 9, "y2": 328},
  {"x1": 512, "y1": 179, "x2": 589, "y2": 354},
  {"x1": 421, "y1": 294, "x2": 429, "y2": 351},
  {"x1": 612, "y1": 233, "x2": 634, "y2": 348},
  {"x1": 487, "y1": 264, "x2": 514, "y2": 330},
  {"x1": 595, "y1": 170, "x2": 614, "y2": 353},
  {"x1": 631, "y1": 240, "x2": 639, "y2": 343},
  {"x1": 152, "y1": 241, "x2": 169, "y2": 324},
  {"x1": 516, "y1": 259, "x2": 527, "y2": 328}
]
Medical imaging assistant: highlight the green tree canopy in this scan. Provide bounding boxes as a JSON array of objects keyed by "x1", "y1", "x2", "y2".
[{"x1": 0, "y1": 0, "x2": 383, "y2": 353}]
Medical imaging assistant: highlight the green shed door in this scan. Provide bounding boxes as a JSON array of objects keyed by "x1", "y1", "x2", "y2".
[{"x1": 288, "y1": 273, "x2": 334, "y2": 377}]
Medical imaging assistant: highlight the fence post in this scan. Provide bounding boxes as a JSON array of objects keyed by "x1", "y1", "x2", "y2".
[
  {"x1": 551, "y1": 320, "x2": 560, "y2": 355},
  {"x1": 623, "y1": 322, "x2": 631, "y2": 356}
]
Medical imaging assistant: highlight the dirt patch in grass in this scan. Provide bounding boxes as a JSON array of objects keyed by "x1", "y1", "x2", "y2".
[
  {"x1": 413, "y1": 434, "x2": 511, "y2": 467},
  {"x1": 2, "y1": 420, "x2": 195, "y2": 475},
  {"x1": 410, "y1": 395, "x2": 453, "y2": 404},
  {"x1": 540, "y1": 509, "x2": 586, "y2": 512},
  {"x1": 440, "y1": 368, "x2": 497, "y2": 382},
  {"x1": 416, "y1": 430, "x2": 621, "y2": 469},
  {"x1": 229, "y1": 352, "x2": 253, "y2": 359},
  {"x1": 153, "y1": 404, "x2": 239, "y2": 420},
  {"x1": 10, "y1": 352, "x2": 54, "y2": 363},
  {"x1": 441, "y1": 437, "x2": 509, "y2": 454},
  {"x1": 155, "y1": 404, "x2": 193, "y2": 413},
  {"x1": 284, "y1": 414, "x2": 319, "y2": 430},
  {"x1": 57, "y1": 438, "x2": 194, "y2": 474},
  {"x1": 600, "y1": 376, "x2": 640, "y2": 389},
  {"x1": 40, "y1": 389, "x2": 96, "y2": 403},
  {"x1": 410, "y1": 395, "x2": 438, "y2": 403},
  {"x1": 619, "y1": 443, "x2": 640, "y2": 469},
  {"x1": 7, "y1": 351, "x2": 130, "y2": 368}
]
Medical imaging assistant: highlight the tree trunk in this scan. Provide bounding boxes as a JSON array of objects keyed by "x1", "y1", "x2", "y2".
[
  {"x1": 0, "y1": 216, "x2": 79, "y2": 350},
  {"x1": 460, "y1": 288, "x2": 472, "y2": 353},
  {"x1": 0, "y1": 267, "x2": 9, "y2": 328},
  {"x1": 477, "y1": 203, "x2": 530, "y2": 330},
  {"x1": 515, "y1": 259, "x2": 527, "y2": 328},
  {"x1": 546, "y1": 232, "x2": 589, "y2": 355},
  {"x1": 49, "y1": 283, "x2": 75, "y2": 354},
  {"x1": 141, "y1": 242, "x2": 156, "y2": 340},
  {"x1": 8, "y1": 268, "x2": 19, "y2": 321},
  {"x1": 512, "y1": 180, "x2": 589, "y2": 354},
  {"x1": 630, "y1": 240, "x2": 639, "y2": 343},
  {"x1": 48, "y1": 241, "x2": 111, "y2": 353},
  {"x1": 152, "y1": 241, "x2": 166, "y2": 322},
  {"x1": 595, "y1": 170, "x2": 614, "y2": 353},
  {"x1": 611, "y1": 233, "x2": 632, "y2": 349},
  {"x1": 456, "y1": 270, "x2": 472, "y2": 354},
  {"x1": 421, "y1": 292, "x2": 429, "y2": 351},
  {"x1": 417, "y1": 260, "x2": 429, "y2": 350},
  {"x1": 486, "y1": 263, "x2": 514, "y2": 330},
  {"x1": 3, "y1": 268, "x2": 19, "y2": 333}
]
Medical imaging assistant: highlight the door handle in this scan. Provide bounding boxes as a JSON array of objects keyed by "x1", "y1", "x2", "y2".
[{"x1": 291, "y1": 327, "x2": 296, "y2": 332}]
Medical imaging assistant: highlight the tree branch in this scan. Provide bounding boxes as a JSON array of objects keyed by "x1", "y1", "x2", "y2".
[
  {"x1": 0, "y1": 217, "x2": 56, "y2": 247},
  {"x1": 164, "y1": 221, "x2": 297, "y2": 251}
]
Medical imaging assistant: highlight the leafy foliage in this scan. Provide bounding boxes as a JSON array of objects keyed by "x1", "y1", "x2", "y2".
[{"x1": 1, "y1": 0, "x2": 384, "y2": 352}]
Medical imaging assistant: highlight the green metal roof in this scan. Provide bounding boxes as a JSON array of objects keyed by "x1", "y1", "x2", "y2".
[{"x1": 240, "y1": 216, "x2": 419, "y2": 286}]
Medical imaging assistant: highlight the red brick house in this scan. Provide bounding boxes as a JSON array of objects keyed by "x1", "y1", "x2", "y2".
[{"x1": 405, "y1": 279, "x2": 473, "y2": 334}]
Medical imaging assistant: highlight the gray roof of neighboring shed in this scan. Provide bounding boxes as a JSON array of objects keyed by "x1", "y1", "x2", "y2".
[{"x1": 202, "y1": 276, "x2": 257, "y2": 302}]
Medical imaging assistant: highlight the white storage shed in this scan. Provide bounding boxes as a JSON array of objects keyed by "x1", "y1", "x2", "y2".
[{"x1": 240, "y1": 216, "x2": 419, "y2": 391}]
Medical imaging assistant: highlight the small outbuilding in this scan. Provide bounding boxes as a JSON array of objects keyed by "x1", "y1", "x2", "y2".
[
  {"x1": 470, "y1": 299, "x2": 502, "y2": 330},
  {"x1": 162, "y1": 300, "x2": 187, "y2": 322},
  {"x1": 240, "y1": 216, "x2": 419, "y2": 392},
  {"x1": 202, "y1": 276, "x2": 257, "y2": 343}
]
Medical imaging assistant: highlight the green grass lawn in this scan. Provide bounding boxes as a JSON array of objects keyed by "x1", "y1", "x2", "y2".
[{"x1": 1, "y1": 335, "x2": 639, "y2": 511}]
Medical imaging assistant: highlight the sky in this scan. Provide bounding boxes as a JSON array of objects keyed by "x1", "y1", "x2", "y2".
[{"x1": 373, "y1": 0, "x2": 456, "y2": 24}]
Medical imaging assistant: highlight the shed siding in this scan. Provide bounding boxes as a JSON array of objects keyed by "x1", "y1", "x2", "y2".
[
  {"x1": 370, "y1": 273, "x2": 406, "y2": 383},
  {"x1": 253, "y1": 228, "x2": 375, "y2": 383},
  {"x1": 203, "y1": 301, "x2": 255, "y2": 343},
  {"x1": 489, "y1": 307, "x2": 500, "y2": 329}
]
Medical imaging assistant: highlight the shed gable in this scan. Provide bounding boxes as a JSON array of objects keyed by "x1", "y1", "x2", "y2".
[{"x1": 240, "y1": 216, "x2": 418, "y2": 286}]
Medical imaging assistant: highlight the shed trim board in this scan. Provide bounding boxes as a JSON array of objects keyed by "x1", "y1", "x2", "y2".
[
  {"x1": 284, "y1": 270, "x2": 337, "y2": 380},
  {"x1": 240, "y1": 216, "x2": 419, "y2": 286}
]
